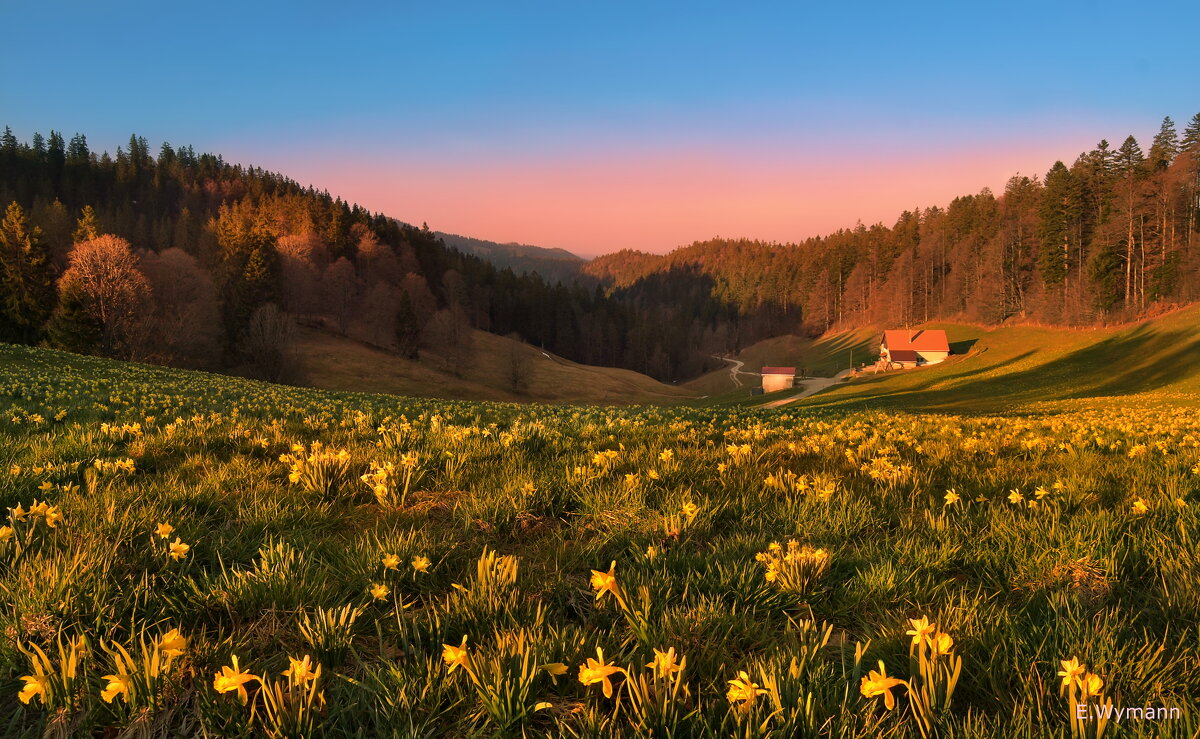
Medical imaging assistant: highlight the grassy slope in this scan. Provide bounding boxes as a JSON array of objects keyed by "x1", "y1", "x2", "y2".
[
  {"x1": 297, "y1": 326, "x2": 697, "y2": 406},
  {"x1": 685, "y1": 328, "x2": 879, "y2": 401},
  {"x1": 1, "y1": 331, "x2": 1200, "y2": 735},
  {"x1": 798, "y1": 304, "x2": 1200, "y2": 413}
]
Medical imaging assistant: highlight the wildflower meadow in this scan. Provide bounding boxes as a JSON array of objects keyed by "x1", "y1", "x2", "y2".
[{"x1": 1, "y1": 344, "x2": 1198, "y2": 737}]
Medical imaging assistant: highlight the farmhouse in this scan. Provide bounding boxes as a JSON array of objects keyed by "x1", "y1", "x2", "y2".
[
  {"x1": 880, "y1": 329, "x2": 950, "y2": 368},
  {"x1": 761, "y1": 366, "x2": 796, "y2": 393}
]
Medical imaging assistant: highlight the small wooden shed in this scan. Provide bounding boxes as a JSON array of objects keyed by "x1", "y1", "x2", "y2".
[{"x1": 761, "y1": 366, "x2": 796, "y2": 393}]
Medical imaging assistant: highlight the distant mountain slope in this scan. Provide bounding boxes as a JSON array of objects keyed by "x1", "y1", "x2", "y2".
[{"x1": 435, "y1": 231, "x2": 585, "y2": 283}]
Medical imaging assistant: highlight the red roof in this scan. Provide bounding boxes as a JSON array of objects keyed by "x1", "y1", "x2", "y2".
[
  {"x1": 761, "y1": 366, "x2": 796, "y2": 375},
  {"x1": 882, "y1": 329, "x2": 949, "y2": 353}
]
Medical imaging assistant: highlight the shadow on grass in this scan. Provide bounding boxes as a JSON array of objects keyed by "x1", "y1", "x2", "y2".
[{"x1": 795, "y1": 325, "x2": 1200, "y2": 413}]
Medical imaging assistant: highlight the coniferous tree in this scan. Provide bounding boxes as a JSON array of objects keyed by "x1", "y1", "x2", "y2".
[
  {"x1": 1181, "y1": 113, "x2": 1200, "y2": 153},
  {"x1": 1115, "y1": 136, "x2": 1146, "y2": 307},
  {"x1": 0, "y1": 202, "x2": 55, "y2": 341},
  {"x1": 46, "y1": 281, "x2": 103, "y2": 353},
  {"x1": 1038, "y1": 161, "x2": 1076, "y2": 288},
  {"x1": 73, "y1": 205, "x2": 101, "y2": 243},
  {"x1": 1149, "y1": 117, "x2": 1179, "y2": 171}
]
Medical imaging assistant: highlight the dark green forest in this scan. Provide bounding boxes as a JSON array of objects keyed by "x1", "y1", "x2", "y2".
[
  {"x1": 2, "y1": 116, "x2": 1199, "y2": 385},
  {"x1": 587, "y1": 115, "x2": 1200, "y2": 356},
  {"x1": 0, "y1": 129, "x2": 640, "y2": 379}
]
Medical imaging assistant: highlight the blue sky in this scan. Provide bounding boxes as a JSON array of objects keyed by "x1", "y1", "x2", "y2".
[{"x1": 2, "y1": 1, "x2": 1197, "y2": 254}]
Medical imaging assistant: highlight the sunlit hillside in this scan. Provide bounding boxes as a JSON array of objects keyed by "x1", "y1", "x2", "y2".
[{"x1": 804, "y1": 304, "x2": 1200, "y2": 412}]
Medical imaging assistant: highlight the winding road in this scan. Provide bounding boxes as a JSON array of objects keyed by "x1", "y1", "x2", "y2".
[{"x1": 711, "y1": 355, "x2": 759, "y2": 387}]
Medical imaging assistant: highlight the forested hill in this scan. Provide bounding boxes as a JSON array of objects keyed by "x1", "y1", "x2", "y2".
[
  {"x1": 433, "y1": 230, "x2": 585, "y2": 284},
  {"x1": 586, "y1": 115, "x2": 1200, "y2": 349},
  {"x1": 2, "y1": 115, "x2": 1198, "y2": 389},
  {"x1": 0, "y1": 129, "x2": 635, "y2": 380}
]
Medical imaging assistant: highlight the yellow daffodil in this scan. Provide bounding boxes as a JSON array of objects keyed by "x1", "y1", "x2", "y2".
[
  {"x1": 168, "y1": 538, "x2": 190, "y2": 560},
  {"x1": 411, "y1": 555, "x2": 431, "y2": 573},
  {"x1": 17, "y1": 674, "x2": 49, "y2": 705},
  {"x1": 100, "y1": 672, "x2": 132, "y2": 703},
  {"x1": 0, "y1": 525, "x2": 12, "y2": 543},
  {"x1": 1008, "y1": 490, "x2": 1025, "y2": 505},
  {"x1": 645, "y1": 544, "x2": 657, "y2": 561},
  {"x1": 541, "y1": 662, "x2": 568, "y2": 684},
  {"x1": 906, "y1": 616, "x2": 936, "y2": 648},
  {"x1": 370, "y1": 583, "x2": 390, "y2": 601},
  {"x1": 930, "y1": 632, "x2": 954, "y2": 657},
  {"x1": 213, "y1": 656, "x2": 258, "y2": 702},
  {"x1": 442, "y1": 636, "x2": 469, "y2": 673},
  {"x1": 43, "y1": 506, "x2": 62, "y2": 528},
  {"x1": 282, "y1": 655, "x2": 320, "y2": 684},
  {"x1": 590, "y1": 561, "x2": 619, "y2": 602},
  {"x1": 944, "y1": 490, "x2": 960, "y2": 505},
  {"x1": 12, "y1": 503, "x2": 28, "y2": 521},
  {"x1": 1131, "y1": 497, "x2": 1149, "y2": 515},
  {"x1": 1058, "y1": 657, "x2": 1085, "y2": 688},
  {"x1": 860, "y1": 662, "x2": 905, "y2": 710},
  {"x1": 381, "y1": 553, "x2": 400, "y2": 570},
  {"x1": 1080, "y1": 672, "x2": 1104, "y2": 699},
  {"x1": 726, "y1": 670, "x2": 768, "y2": 706},
  {"x1": 578, "y1": 647, "x2": 624, "y2": 698},
  {"x1": 155, "y1": 522, "x2": 174, "y2": 539},
  {"x1": 681, "y1": 501, "x2": 699, "y2": 520},
  {"x1": 157, "y1": 629, "x2": 187, "y2": 660},
  {"x1": 647, "y1": 647, "x2": 684, "y2": 679}
]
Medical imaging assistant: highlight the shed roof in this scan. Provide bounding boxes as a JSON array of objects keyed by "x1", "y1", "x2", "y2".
[
  {"x1": 761, "y1": 366, "x2": 796, "y2": 375},
  {"x1": 882, "y1": 329, "x2": 949, "y2": 353}
]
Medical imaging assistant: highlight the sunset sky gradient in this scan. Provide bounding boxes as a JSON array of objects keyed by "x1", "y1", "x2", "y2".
[{"x1": 3, "y1": 1, "x2": 1197, "y2": 256}]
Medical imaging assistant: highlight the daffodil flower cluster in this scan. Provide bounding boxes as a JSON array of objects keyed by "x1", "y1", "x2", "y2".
[{"x1": 755, "y1": 540, "x2": 831, "y2": 595}]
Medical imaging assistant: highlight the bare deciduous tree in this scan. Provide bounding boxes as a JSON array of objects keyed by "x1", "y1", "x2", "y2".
[
  {"x1": 139, "y1": 248, "x2": 220, "y2": 366},
  {"x1": 240, "y1": 303, "x2": 300, "y2": 384},
  {"x1": 58, "y1": 235, "x2": 152, "y2": 358},
  {"x1": 321, "y1": 257, "x2": 359, "y2": 333},
  {"x1": 504, "y1": 332, "x2": 531, "y2": 394}
]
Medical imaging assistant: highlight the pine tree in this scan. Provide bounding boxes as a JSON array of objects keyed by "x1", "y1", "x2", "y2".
[
  {"x1": 73, "y1": 205, "x2": 101, "y2": 243},
  {"x1": 1115, "y1": 136, "x2": 1146, "y2": 307},
  {"x1": 1038, "y1": 161, "x2": 1075, "y2": 288},
  {"x1": 45, "y1": 281, "x2": 103, "y2": 353},
  {"x1": 0, "y1": 202, "x2": 56, "y2": 342},
  {"x1": 1181, "y1": 113, "x2": 1200, "y2": 153},
  {"x1": 1148, "y1": 116, "x2": 1179, "y2": 171}
]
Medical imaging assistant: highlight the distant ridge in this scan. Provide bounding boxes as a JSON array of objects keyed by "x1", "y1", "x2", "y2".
[{"x1": 434, "y1": 231, "x2": 585, "y2": 283}]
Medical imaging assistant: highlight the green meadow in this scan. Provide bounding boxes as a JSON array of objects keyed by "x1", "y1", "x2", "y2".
[{"x1": 1, "y1": 318, "x2": 1199, "y2": 737}]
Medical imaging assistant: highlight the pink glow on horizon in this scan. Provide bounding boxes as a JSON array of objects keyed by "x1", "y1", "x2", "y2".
[{"x1": 269, "y1": 138, "x2": 1089, "y2": 258}]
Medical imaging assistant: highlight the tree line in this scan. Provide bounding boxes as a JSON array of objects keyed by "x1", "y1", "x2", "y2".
[
  {"x1": 586, "y1": 114, "x2": 1200, "y2": 375},
  {"x1": 0, "y1": 129, "x2": 636, "y2": 381},
  {"x1": 3, "y1": 115, "x2": 1197, "y2": 387}
]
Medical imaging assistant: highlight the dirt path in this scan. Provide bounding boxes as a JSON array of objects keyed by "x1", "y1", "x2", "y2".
[
  {"x1": 757, "y1": 369, "x2": 852, "y2": 408},
  {"x1": 711, "y1": 355, "x2": 759, "y2": 388}
]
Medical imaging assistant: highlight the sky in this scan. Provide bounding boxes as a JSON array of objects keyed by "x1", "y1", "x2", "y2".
[{"x1": 2, "y1": 1, "x2": 1198, "y2": 257}]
